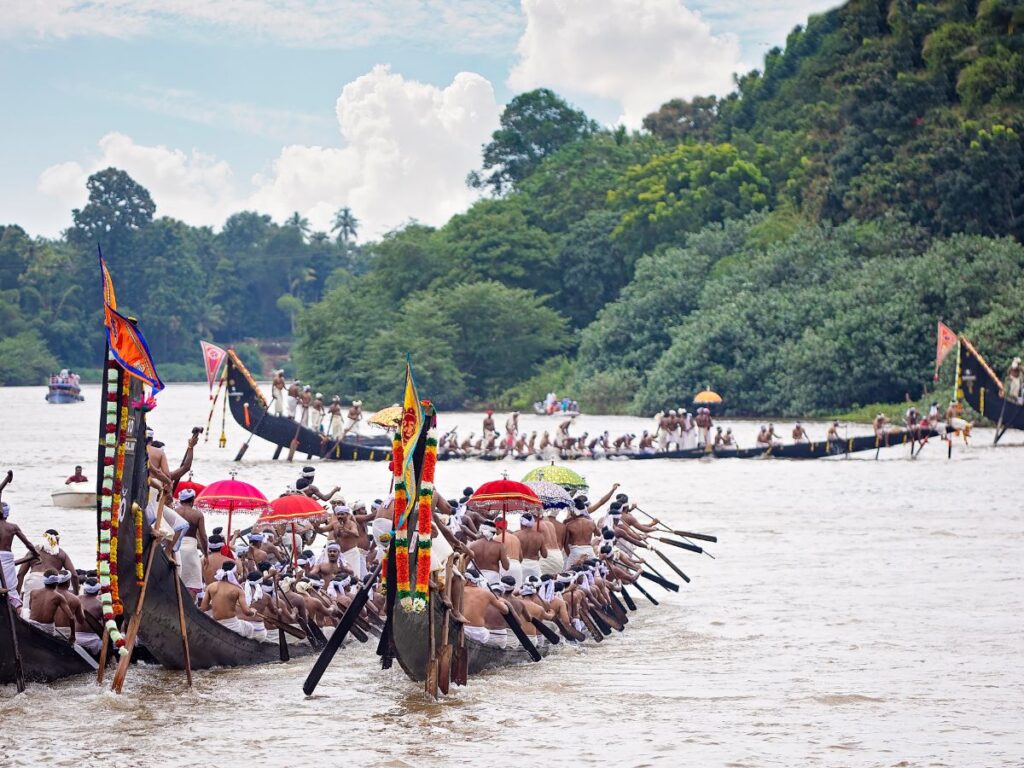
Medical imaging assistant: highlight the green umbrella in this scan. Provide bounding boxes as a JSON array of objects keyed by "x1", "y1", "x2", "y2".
[{"x1": 521, "y1": 463, "x2": 588, "y2": 493}]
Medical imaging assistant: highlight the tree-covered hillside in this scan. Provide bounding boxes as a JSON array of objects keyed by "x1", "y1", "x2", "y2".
[{"x1": 2, "y1": 0, "x2": 1022, "y2": 416}]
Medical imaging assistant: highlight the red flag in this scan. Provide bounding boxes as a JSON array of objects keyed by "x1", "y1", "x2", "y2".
[
  {"x1": 200, "y1": 340, "x2": 227, "y2": 391},
  {"x1": 99, "y1": 254, "x2": 164, "y2": 393},
  {"x1": 934, "y1": 321, "x2": 957, "y2": 380}
]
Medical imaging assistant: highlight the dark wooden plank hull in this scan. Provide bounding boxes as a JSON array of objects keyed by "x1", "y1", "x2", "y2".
[
  {"x1": 960, "y1": 336, "x2": 1024, "y2": 436},
  {"x1": 0, "y1": 607, "x2": 97, "y2": 684},
  {"x1": 116, "y1": 490, "x2": 316, "y2": 671},
  {"x1": 391, "y1": 597, "x2": 547, "y2": 684},
  {"x1": 438, "y1": 428, "x2": 938, "y2": 462},
  {"x1": 225, "y1": 352, "x2": 392, "y2": 462}
]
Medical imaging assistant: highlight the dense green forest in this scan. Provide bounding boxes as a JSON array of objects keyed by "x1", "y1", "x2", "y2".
[{"x1": 3, "y1": 0, "x2": 1023, "y2": 415}]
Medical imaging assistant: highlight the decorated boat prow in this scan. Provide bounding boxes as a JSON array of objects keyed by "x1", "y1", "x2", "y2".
[{"x1": 958, "y1": 335, "x2": 1024, "y2": 444}]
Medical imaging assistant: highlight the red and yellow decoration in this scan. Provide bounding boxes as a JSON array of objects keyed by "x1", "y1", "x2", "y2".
[
  {"x1": 412, "y1": 426, "x2": 438, "y2": 611},
  {"x1": 390, "y1": 432, "x2": 412, "y2": 608}
]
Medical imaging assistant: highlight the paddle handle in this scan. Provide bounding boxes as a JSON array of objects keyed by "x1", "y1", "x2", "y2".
[{"x1": 673, "y1": 529, "x2": 717, "y2": 543}]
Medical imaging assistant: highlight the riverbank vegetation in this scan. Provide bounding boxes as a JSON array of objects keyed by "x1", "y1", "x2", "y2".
[{"x1": 2, "y1": 0, "x2": 1023, "y2": 417}]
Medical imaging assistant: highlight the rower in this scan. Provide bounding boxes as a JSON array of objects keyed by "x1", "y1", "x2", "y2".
[
  {"x1": 327, "y1": 397, "x2": 343, "y2": 438},
  {"x1": 755, "y1": 425, "x2": 770, "y2": 447},
  {"x1": 904, "y1": 406, "x2": 920, "y2": 431},
  {"x1": 201, "y1": 561, "x2": 258, "y2": 638},
  {"x1": 25, "y1": 569, "x2": 75, "y2": 640},
  {"x1": 766, "y1": 423, "x2": 782, "y2": 445},
  {"x1": 505, "y1": 412, "x2": 519, "y2": 453},
  {"x1": 826, "y1": 420, "x2": 842, "y2": 450},
  {"x1": 299, "y1": 386, "x2": 313, "y2": 427},
  {"x1": 928, "y1": 401, "x2": 940, "y2": 426},
  {"x1": 271, "y1": 369, "x2": 286, "y2": 416},
  {"x1": 17, "y1": 528, "x2": 77, "y2": 617},
  {"x1": 713, "y1": 426, "x2": 725, "y2": 447},
  {"x1": 54, "y1": 569, "x2": 87, "y2": 641},
  {"x1": 460, "y1": 572, "x2": 511, "y2": 648},
  {"x1": 720, "y1": 427, "x2": 735, "y2": 447},
  {"x1": 75, "y1": 577, "x2": 105, "y2": 654},
  {"x1": 638, "y1": 431, "x2": 656, "y2": 454},
  {"x1": 287, "y1": 379, "x2": 301, "y2": 419},
  {"x1": 174, "y1": 488, "x2": 208, "y2": 597},
  {"x1": 202, "y1": 534, "x2": 231, "y2": 584},
  {"x1": 873, "y1": 412, "x2": 890, "y2": 439},
  {"x1": 311, "y1": 393, "x2": 326, "y2": 433},
  {"x1": 146, "y1": 428, "x2": 172, "y2": 490},
  {"x1": 65, "y1": 465, "x2": 88, "y2": 484},
  {"x1": 562, "y1": 499, "x2": 598, "y2": 568},
  {"x1": 792, "y1": 421, "x2": 809, "y2": 443},
  {"x1": 555, "y1": 417, "x2": 574, "y2": 449},
  {"x1": 344, "y1": 400, "x2": 363, "y2": 435},
  {"x1": 500, "y1": 519, "x2": 524, "y2": 587},
  {"x1": 515, "y1": 512, "x2": 548, "y2": 584},
  {"x1": 468, "y1": 520, "x2": 507, "y2": 586},
  {"x1": 1, "y1": 477, "x2": 39, "y2": 610},
  {"x1": 295, "y1": 467, "x2": 339, "y2": 502},
  {"x1": 482, "y1": 409, "x2": 496, "y2": 441}
]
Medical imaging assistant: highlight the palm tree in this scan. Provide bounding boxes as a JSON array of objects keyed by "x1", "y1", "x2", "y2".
[
  {"x1": 331, "y1": 207, "x2": 359, "y2": 245},
  {"x1": 285, "y1": 211, "x2": 311, "y2": 241}
]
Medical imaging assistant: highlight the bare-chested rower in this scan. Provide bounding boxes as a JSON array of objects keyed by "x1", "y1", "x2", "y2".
[
  {"x1": 18, "y1": 528, "x2": 77, "y2": 615},
  {"x1": 55, "y1": 569, "x2": 87, "y2": 641},
  {"x1": 460, "y1": 576, "x2": 511, "y2": 648},
  {"x1": 468, "y1": 520, "x2": 508, "y2": 587},
  {"x1": 515, "y1": 512, "x2": 548, "y2": 583},
  {"x1": 201, "y1": 561, "x2": 258, "y2": 638},
  {"x1": 27, "y1": 569, "x2": 75, "y2": 640},
  {"x1": 1, "y1": 473, "x2": 39, "y2": 609},
  {"x1": 562, "y1": 503, "x2": 599, "y2": 569},
  {"x1": 74, "y1": 577, "x2": 106, "y2": 654}
]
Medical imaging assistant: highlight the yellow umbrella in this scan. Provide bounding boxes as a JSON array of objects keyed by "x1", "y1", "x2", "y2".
[
  {"x1": 367, "y1": 404, "x2": 402, "y2": 429},
  {"x1": 693, "y1": 388, "x2": 722, "y2": 405}
]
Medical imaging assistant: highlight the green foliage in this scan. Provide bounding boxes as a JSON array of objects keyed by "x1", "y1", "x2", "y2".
[
  {"x1": 609, "y1": 143, "x2": 772, "y2": 254},
  {"x1": 0, "y1": 331, "x2": 58, "y2": 385},
  {"x1": 468, "y1": 88, "x2": 598, "y2": 194}
]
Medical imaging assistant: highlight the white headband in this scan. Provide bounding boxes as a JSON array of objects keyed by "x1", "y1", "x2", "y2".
[
  {"x1": 0, "y1": 502, "x2": 8, "y2": 519},
  {"x1": 178, "y1": 489, "x2": 196, "y2": 502}
]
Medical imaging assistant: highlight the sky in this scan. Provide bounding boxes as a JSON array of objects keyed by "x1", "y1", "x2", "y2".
[{"x1": 0, "y1": 0, "x2": 839, "y2": 241}]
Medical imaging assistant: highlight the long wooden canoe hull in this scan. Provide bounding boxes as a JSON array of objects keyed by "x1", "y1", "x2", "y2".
[
  {"x1": 0, "y1": 607, "x2": 98, "y2": 684},
  {"x1": 225, "y1": 351, "x2": 392, "y2": 462},
  {"x1": 959, "y1": 335, "x2": 1024, "y2": 439},
  {"x1": 438, "y1": 427, "x2": 938, "y2": 462},
  {"x1": 391, "y1": 597, "x2": 547, "y2": 684}
]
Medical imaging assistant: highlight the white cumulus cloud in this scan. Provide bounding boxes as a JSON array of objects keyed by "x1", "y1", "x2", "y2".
[
  {"x1": 37, "y1": 67, "x2": 500, "y2": 239},
  {"x1": 508, "y1": 0, "x2": 741, "y2": 126}
]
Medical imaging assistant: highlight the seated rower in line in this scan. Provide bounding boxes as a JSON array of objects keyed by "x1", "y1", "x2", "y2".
[
  {"x1": 74, "y1": 577, "x2": 106, "y2": 654},
  {"x1": 26, "y1": 569, "x2": 76, "y2": 640},
  {"x1": 792, "y1": 421, "x2": 810, "y2": 443},
  {"x1": 54, "y1": 568, "x2": 86, "y2": 641},
  {"x1": 201, "y1": 561, "x2": 259, "y2": 638}
]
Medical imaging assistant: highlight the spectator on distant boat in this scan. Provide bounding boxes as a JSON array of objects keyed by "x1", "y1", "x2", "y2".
[
  {"x1": 271, "y1": 370, "x2": 286, "y2": 416},
  {"x1": 65, "y1": 466, "x2": 88, "y2": 484},
  {"x1": 1006, "y1": 357, "x2": 1023, "y2": 403}
]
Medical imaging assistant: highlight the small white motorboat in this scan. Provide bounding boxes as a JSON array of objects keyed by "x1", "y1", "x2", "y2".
[{"x1": 51, "y1": 482, "x2": 96, "y2": 508}]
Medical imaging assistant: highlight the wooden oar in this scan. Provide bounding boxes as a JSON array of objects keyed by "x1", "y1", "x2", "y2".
[
  {"x1": 272, "y1": 575, "x2": 290, "y2": 662},
  {"x1": 503, "y1": 608, "x2": 542, "y2": 661},
  {"x1": 630, "y1": 579, "x2": 659, "y2": 605},
  {"x1": 0, "y1": 568, "x2": 26, "y2": 692},
  {"x1": 608, "y1": 592, "x2": 629, "y2": 623},
  {"x1": 640, "y1": 570, "x2": 679, "y2": 592},
  {"x1": 111, "y1": 541, "x2": 159, "y2": 693},
  {"x1": 234, "y1": 406, "x2": 270, "y2": 462},
  {"x1": 530, "y1": 617, "x2": 561, "y2": 644},
  {"x1": 653, "y1": 548, "x2": 691, "y2": 583},
  {"x1": 286, "y1": 424, "x2": 301, "y2": 463},
  {"x1": 302, "y1": 564, "x2": 381, "y2": 696},
  {"x1": 170, "y1": 561, "x2": 193, "y2": 689},
  {"x1": 578, "y1": 609, "x2": 604, "y2": 642},
  {"x1": 436, "y1": 558, "x2": 455, "y2": 694},
  {"x1": 588, "y1": 607, "x2": 613, "y2": 635},
  {"x1": 619, "y1": 586, "x2": 638, "y2": 611},
  {"x1": 96, "y1": 625, "x2": 111, "y2": 684},
  {"x1": 635, "y1": 508, "x2": 718, "y2": 543},
  {"x1": 651, "y1": 535, "x2": 702, "y2": 554},
  {"x1": 425, "y1": 592, "x2": 438, "y2": 698}
]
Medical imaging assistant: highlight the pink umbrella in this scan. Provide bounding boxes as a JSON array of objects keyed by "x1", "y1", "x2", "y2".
[{"x1": 194, "y1": 474, "x2": 270, "y2": 537}]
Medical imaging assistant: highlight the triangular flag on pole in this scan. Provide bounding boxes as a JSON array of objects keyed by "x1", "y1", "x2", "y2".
[
  {"x1": 934, "y1": 321, "x2": 958, "y2": 381},
  {"x1": 200, "y1": 340, "x2": 228, "y2": 392}
]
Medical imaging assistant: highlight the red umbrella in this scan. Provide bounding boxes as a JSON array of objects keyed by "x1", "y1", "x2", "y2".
[
  {"x1": 256, "y1": 494, "x2": 329, "y2": 566},
  {"x1": 467, "y1": 478, "x2": 542, "y2": 514},
  {"x1": 195, "y1": 475, "x2": 270, "y2": 537}
]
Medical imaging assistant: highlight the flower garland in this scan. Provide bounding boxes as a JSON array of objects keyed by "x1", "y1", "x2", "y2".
[
  {"x1": 411, "y1": 428, "x2": 438, "y2": 612},
  {"x1": 96, "y1": 353, "x2": 129, "y2": 656},
  {"x1": 134, "y1": 503, "x2": 144, "y2": 584},
  {"x1": 391, "y1": 433, "x2": 412, "y2": 609}
]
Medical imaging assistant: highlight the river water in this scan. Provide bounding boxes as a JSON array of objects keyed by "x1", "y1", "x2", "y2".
[{"x1": 1, "y1": 383, "x2": 1021, "y2": 766}]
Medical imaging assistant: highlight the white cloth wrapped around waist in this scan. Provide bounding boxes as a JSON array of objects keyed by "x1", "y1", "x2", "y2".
[
  {"x1": 538, "y1": 550, "x2": 564, "y2": 576},
  {"x1": 0, "y1": 551, "x2": 20, "y2": 607},
  {"x1": 341, "y1": 547, "x2": 364, "y2": 579},
  {"x1": 20, "y1": 571, "x2": 45, "y2": 616},
  {"x1": 26, "y1": 618, "x2": 56, "y2": 635},
  {"x1": 463, "y1": 625, "x2": 489, "y2": 644},
  {"x1": 520, "y1": 558, "x2": 542, "y2": 582},
  {"x1": 486, "y1": 628, "x2": 508, "y2": 648},
  {"x1": 479, "y1": 569, "x2": 500, "y2": 586},
  {"x1": 176, "y1": 536, "x2": 205, "y2": 591},
  {"x1": 218, "y1": 616, "x2": 255, "y2": 638},
  {"x1": 75, "y1": 630, "x2": 103, "y2": 654},
  {"x1": 429, "y1": 533, "x2": 453, "y2": 574},
  {"x1": 565, "y1": 544, "x2": 594, "y2": 568},
  {"x1": 499, "y1": 558, "x2": 523, "y2": 587}
]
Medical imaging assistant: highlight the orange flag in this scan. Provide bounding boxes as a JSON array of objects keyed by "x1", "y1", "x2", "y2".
[
  {"x1": 934, "y1": 321, "x2": 957, "y2": 380},
  {"x1": 100, "y1": 254, "x2": 165, "y2": 393}
]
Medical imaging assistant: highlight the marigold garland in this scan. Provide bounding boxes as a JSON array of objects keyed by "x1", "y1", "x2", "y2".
[
  {"x1": 411, "y1": 429, "x2": 438, "y2": 612},
  {"x1": 391, "y1": 434, "x2": 413, "y2": 609},
  {"x1": 134, "y1": 503, "x2": 144, "y2": 584},
  {"x1": 95, "y1": 351, "x2": 129, "y2": 657}
]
